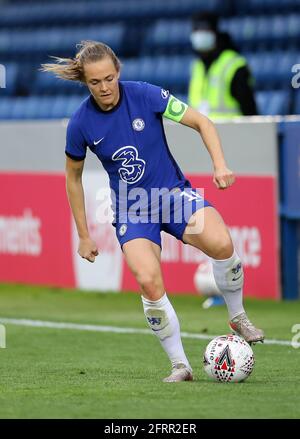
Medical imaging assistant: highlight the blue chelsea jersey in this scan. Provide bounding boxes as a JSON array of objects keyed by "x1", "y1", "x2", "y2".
[{"x1": 65, "y1": 81, "x2": 191, "y2": 216}]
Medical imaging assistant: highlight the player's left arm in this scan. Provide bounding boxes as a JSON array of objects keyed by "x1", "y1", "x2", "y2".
[{"x1": 163, "y1": 96, "x2": 235, "y2": 190}]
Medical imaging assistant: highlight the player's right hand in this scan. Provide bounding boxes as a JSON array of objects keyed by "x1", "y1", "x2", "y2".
[{"x1": 78, "y1": 237, "x2": 99, "y2": 263}]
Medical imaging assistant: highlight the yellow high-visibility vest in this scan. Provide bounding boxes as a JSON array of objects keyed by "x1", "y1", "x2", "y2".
[{"x1": 188, "y1": 50, "x2": 248, "y2": 119}]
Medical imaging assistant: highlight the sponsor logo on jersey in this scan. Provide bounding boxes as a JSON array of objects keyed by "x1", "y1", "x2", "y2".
[
  {"x1": 119, "y1": 224, "x2": 127, "y2": 236},
  {"x1": 132, "y1": 118, "x2": 145, "y2": 131},
  {"x1": 93, "y1": 137, "x2": 105, "y2": 145},
  {"x1": 161, "y1": 89, "x2": 169, "y2": 99},
  {"x1": 112, "y1": 146, "x2": 146, "y2": 184}
]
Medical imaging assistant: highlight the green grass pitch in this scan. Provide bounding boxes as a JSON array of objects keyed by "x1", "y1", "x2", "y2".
[{"x1": 0, "y1": 283, "x2": 299, "y2": 419}]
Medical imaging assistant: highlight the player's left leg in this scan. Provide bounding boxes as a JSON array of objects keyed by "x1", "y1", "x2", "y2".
[{"x1": 182, "y1": 206, "x2": 264, "y2": 343}]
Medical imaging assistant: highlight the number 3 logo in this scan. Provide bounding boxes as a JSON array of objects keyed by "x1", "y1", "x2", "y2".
[{"x1": 112, "y1": 146, "x2": 146, "y2": 184}]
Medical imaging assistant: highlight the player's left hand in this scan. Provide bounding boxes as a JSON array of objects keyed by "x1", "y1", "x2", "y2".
[{"x1": 213, "y1": 166, "x2": 235, "y2": 190}]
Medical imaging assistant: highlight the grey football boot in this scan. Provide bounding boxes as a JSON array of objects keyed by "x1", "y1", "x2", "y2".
[
  {"x1": 163, "y1": 363, "x2": 193, "y2": 383},
  {"x1": 229, "y1": 312, "x2": 265, "y2": 344}
]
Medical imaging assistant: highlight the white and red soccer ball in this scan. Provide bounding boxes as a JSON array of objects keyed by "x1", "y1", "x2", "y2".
[{"x1": 203, "y1": 334, "x2": 255, "y2": 383}]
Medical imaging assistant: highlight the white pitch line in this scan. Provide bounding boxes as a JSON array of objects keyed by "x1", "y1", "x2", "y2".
[{"x1": 0, "y1": 317, "x2": 299, "y2": 348}]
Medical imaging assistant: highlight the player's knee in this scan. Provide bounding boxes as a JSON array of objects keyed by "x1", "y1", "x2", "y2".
[
  {"x1": 211, "y1": 236, "x2": 233, "y2": 260},
  {"x1": 136, "y1": 270, "x2": 163, "y2": 298}
]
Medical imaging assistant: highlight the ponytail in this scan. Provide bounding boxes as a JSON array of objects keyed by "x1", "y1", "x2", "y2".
[{"x1": 40, "y1": 40, "x2": 121, "y2": 83}]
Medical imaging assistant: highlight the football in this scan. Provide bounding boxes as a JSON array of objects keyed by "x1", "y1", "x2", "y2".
[
  {"x1": 203, "y1": 334, "x2": 255, "y2": 383},
  {"x1": 193, "y1": 260, "x2": 221, "y2": 296}
]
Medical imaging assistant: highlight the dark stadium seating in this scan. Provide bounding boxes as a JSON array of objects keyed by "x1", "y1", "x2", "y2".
[
  {"x1": 0, "y1": 0, "x2": 229, "y2": 27},
  {"x1": 219, "y1": 14, "x2": 300, "y2": 51},
  {"x1": 121, "y1": 55, "x2": 193, "y2": 93},
  {"x1": 0, "y1": 0, "x2": 299, "y2": 118},
  {"x1": 0, "y1": 95, "x2": 87, "y2": 119},
  {"x1": 245, "y1": 51, "x2": 299, "y2": 90},
  {"x1": 32, "y1": 70, "x2": 87, "y2": 95},
  {"x1": 234, "y1": 0, "x2": 300, "y2": 15},
  {"x1": 0, "y1": 24, "x2": 125, "y2": 56},
  {"x1": 256, "y1": 90, "x2": 291, "y2": 115},
  {"x1": 142, "y1": 15, "x2": 300, "y2": 55},
  {"x1": 142, "y1": 20, "x2": 192, "y2": 55}
]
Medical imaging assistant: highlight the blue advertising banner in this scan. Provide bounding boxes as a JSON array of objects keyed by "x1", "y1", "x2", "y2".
[
  {"x1": 281, "y1": 121, "x2": 300, "y2": 218},
  {"x1": 280, "y1": 121, "x2": 300, "y2": 299}
]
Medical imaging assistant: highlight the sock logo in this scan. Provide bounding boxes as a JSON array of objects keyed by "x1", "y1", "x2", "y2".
[
  {"x1": 147, "y1": 317, "x2": 162, "y2": 326},
  {"x1": 145, "y1": 308, "x2": 171, "y2": 339},
  {"x1": 231, "y1": 262, "x2": 242, "y2": 281}
]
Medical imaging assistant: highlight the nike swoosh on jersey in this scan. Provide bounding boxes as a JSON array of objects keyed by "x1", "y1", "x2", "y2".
[{"x1": 93, "y1": 137, "x2": 105, "y2": 145}]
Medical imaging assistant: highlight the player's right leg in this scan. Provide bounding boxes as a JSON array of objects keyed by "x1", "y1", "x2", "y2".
[{"x1": 122, "y1": 237, "x2": 193, "y2": 382}]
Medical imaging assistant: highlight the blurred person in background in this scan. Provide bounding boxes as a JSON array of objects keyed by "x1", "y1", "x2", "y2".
[
  {"x1": 189, "y1": 12, "x2": 257, "y2": 307},
  {"x1": 188, "y1": 12, "x2": 258, "y2": 119},
  {"x1": 41, "y1": 41, "x2": 264, "y2": 383}
]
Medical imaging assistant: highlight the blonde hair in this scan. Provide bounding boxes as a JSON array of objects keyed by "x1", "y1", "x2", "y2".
[{"x1": 40, "y1": 40, "x2": 121, "y2": 83}]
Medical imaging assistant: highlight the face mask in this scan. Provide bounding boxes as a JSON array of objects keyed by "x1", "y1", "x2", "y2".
[{"x1": 190, "y1": 30, "x2": 216, "y2": 52}]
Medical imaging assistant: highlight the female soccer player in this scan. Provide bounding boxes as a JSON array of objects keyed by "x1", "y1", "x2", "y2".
[{"x1": 41, "y1": 41, "x2": 264, "y2": 382}]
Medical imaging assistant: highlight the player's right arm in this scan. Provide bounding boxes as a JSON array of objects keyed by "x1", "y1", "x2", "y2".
[{"x1": 65, "y1": 156, "x2": 98, "y2": 263}]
